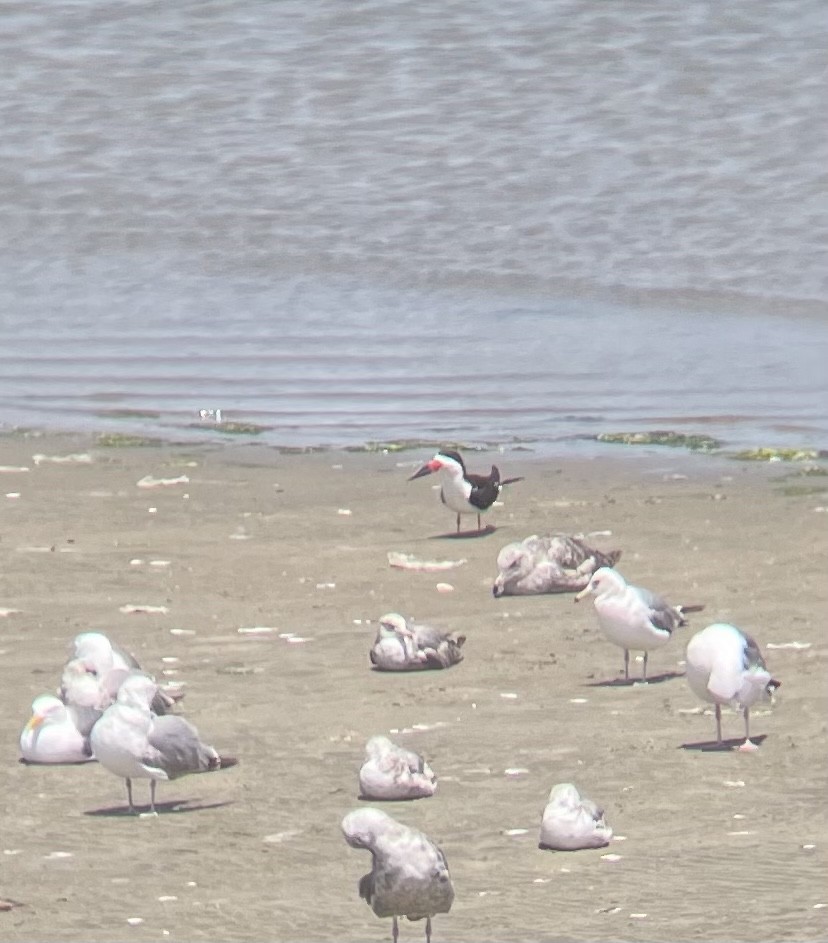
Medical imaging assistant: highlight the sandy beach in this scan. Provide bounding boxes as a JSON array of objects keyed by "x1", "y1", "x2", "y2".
[{"x1": 0, "y1": 431, "x2": 826, "y2": 942}]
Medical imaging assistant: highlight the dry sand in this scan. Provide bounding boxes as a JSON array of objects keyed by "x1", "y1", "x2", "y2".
[{"x1": 0, "y1": 432, "x2": 826, "y2": 942}]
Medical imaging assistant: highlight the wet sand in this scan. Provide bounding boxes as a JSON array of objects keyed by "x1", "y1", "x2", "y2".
[{"x1": 0, "y1": 432, "x2": 826, "y2": 942}]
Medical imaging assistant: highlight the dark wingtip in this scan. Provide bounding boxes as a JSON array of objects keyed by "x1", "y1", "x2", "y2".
[
  {"x1": 456, "y1": 635, "x2": 467, "y2": 648},
  {"x1": 768, "y1": 678, "x2": 782, "y2": 692},
  {"x1": 608, "y1": 550, "x2": 622, "y2": 565},
  {"x1": 218, "y1": 755, "x2": 239, "y2": 770}
]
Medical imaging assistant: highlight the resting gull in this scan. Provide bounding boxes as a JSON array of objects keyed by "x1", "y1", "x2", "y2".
[
  {"x1": 359, "y1": 736, "x2": 437, "y2": 801},
  {"x1": 370, "y1": 613, "x2": 465, "y2": 672},
  {"x1": 19, "y1": 695, "x2": 94, "y2": 764},
  {"x1": 574, "y1": 566, "x2": 703, "y2": 681},
  {"x1": 342, "y1": 807, "x2": 454, "y2": 943},
  {"x1": 538, "y1": 783, "x2": 613, "y2": 850},
  {"x1": 685, "y1": 622, "x2": 780, "y2": 750},
  {"x1": 67, "y1": 631, "x2": 182, "y2": 714},
  {"x1": 89, "y1": 672, "x2": 236, "y2": 814},
  {"x1": 492, "y1": 534, "x2": 621, "y2": 597}
]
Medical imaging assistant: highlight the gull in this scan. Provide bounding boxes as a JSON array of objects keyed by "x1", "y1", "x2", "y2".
[
  {"x1": 19, "y1": 695, "x2": 94, "y2": 764},
  {"x1": 359, "y1": 736, "x2": 437, "y2": 801},
  {"x1": 67, "y1": 631, "x2": 182, "y2": 714},
  {"x1": 89, "y1": 672, "x2": 236, "y2": 814},
  {"x1": 408, "y1": 449, "x2": 523, "y2": 533},
  {"x1": 574, "y1": 566, "x2": 703, "y2": 681},
  {"x1": 370, "y1": 613, "x2": 465, "y2": 671},
  {"x1": 492, "y1": 534, "x2": 622, "y2": 596},
  {"x1": 685, "y1": 622, "x2": 781, "y2": 751},
  {"x1": 538, "y1": 783, "x2": 613, "y2": 850},
  {"x1": 342, "y1": 807, "x2": 454, "y2": 943},
  {"x1": 59, "y1": 658, "x2": 111, "y2": 737}
]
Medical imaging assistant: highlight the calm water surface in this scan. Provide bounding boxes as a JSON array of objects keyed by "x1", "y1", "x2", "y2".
[{"x1": 1, "y1": 1, "x2": 826, "y2": 452}]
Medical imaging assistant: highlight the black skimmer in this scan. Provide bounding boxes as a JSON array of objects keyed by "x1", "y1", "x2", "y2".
[
  {"x1": 574, "y1": 566, "x2": 704, "y2": 682},
  {"x1": 408, "y1": 449, "x2": 523, "y2": 533}
]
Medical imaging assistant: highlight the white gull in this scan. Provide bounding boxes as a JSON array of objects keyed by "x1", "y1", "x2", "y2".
[
  {"x1": 685, "y1": 622, "x2": 780, "y2": 751},
  {"x1": 538, "y1": 783, "x2": 613, "y2": 850},
  {"x1": 492, "y1": 533, "x2": 622, "y2": 597},
  {"x1": 359, "y1": 736, "x2": 437, "y2": 801},
  {"x1": 89, "y1": 673, "x2": 236, "y2": 813},
  {"x1": 369, "y1": 613, "x2": 465, "y2": 672},
  {"x1": 574, "y1": 566, "x2": 703, "y2": 681},
  {"x1": 67, "y1": 631, "x2": 182, "y2": 714},
  {"x1": 19, "y1": 695, "x2": 94, "y2": 764},
  {"x1": 342, "y1": 807, "x2": 454, "y2": 943}
]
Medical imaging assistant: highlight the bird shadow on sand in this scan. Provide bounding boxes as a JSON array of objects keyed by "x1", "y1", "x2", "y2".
[
  {"x1": 584, "y1": 670, "x2": 685, "y2": 688},
  {"x1": 357, "y1": 794, "x2": 432, "y2": 802},
  {"x1": 84, "y1": 798, "x2": 234, "y2": 818},
  {"x1": 679, "y1": 734, "x2": 767, "y2": 752},
  {"x1": 429, "y1": 524, "x2": 497, "y2": 540},
  {"x1": 18, "y1": 757, "x2": 96, "y2": 766}
]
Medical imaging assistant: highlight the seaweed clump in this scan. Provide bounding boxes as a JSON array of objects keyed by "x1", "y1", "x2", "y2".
[{"x1": 596, "y1": 431, "x2": 721, "y2": 452}]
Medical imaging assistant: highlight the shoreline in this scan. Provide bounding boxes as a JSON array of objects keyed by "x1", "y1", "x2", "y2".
[
  {"x1": 0, "y1": 430, "x2": 825, "y2": 941},
  {"x1": 3, "y1": 422, "x2": 827, "y2": 471}
]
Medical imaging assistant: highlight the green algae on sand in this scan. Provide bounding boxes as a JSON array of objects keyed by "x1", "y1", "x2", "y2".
[
  {"x1": 596, "y1": 431, "x2": 722, "y2": 452},
  {"x1": 96, "y1": 432, "x2": 165, "y2": 447},
  {"x1": 729, "y1": 447, "x2": 827, "y2": 462}
]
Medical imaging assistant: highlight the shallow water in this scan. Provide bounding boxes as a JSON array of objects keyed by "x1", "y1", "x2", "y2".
[{"x1": 0, "y1": 1, "x2": 826, "y2": 452}]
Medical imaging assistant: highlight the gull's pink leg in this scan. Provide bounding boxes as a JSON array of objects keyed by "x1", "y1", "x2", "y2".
[{"x1": 738, "y1": 706, "x2": 759, "y2": 752}]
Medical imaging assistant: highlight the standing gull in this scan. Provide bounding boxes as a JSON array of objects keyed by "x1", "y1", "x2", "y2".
[
  {"x1": 68, "y1": 631, "x2": 182, "y2": 714},
  {"x1": 359, "y1": 736, "x2": 437, "y2": 801},
  {"x1": 19, "y1": 695, "x2": 94, "y2": 764},
  {"x1": 59, "y1": 657, "x2": 110, "y2": 737},
  {"x1": 370, "y1": 613, "x2": 465, "y2": 671},
  {"x1": 342, "y1": 807, "x2": 454, "y2": 943},
  {"x1": 408, "y1": 449, "x2": 523, "y2": 533},
  {"x1": 538, "y1": 783, "x2": 613, "y2": 850},
  {"x1": 574, "y1": 566, "x2": 703, "y2": 681},
  {"x1": 492, "y1": 533, "x2": 622, "y2": 597},
  {"x1": 685, "y1": 622, "x2": 780, "y2": 750},
  {"x1": 89, "y1": 672, "x2": 236, "y2": 814}
]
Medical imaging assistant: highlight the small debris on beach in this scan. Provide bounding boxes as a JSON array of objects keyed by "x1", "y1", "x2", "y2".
[
  {"x1": 387, "y1": 551, "x2": 467, "y2": 572},
  {"x1": 120, "y1": 604, "x2": 169, "y2": 615},
  {"x1": 32, "y1": 453, "x2": 93, "y2": 465},
  {"x1": 137, "y1": 474, "x2": 189, "y2": 489}
]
